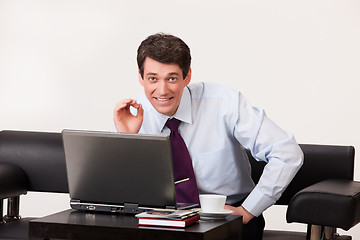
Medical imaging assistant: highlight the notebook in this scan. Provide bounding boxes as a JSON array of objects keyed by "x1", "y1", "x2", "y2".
[{"x1": 62, "y1": 129, "x2": 197, "y2": 214}]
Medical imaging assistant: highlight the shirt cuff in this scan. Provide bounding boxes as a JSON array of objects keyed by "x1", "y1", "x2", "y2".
[{"x1": 241, "y1": 187, "x2": 276, "y2": 217}]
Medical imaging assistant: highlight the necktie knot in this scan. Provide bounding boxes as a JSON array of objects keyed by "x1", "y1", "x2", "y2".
[{"x1": 166, "y1": 118, "x2": 180, "y2": 132}]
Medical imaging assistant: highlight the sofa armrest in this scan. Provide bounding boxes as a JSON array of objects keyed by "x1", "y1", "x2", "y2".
[
  {"x1": 286, "y1": 179, "x2": 360, "y2": 231},
  {"x1": 0, "y1": 163, "x2": 28, "y2": 199}
]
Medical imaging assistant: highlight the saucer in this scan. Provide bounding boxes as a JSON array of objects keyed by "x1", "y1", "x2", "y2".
[{"x1": 200, "y1": 209, "x2": 233, "y2": 220}]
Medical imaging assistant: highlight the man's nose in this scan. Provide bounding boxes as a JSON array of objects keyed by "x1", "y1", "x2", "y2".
[{"x1": 157, "y1": 81, "x2": 169, "y2": 95}]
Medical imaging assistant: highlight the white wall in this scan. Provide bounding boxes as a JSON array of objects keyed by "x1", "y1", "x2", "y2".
[{"x1": 1, "y1": 0, "x2": 359, "y2": 238}]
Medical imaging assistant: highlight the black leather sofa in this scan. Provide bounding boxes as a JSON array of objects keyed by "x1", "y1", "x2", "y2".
[{"x1": 0, "y1": 130, "x2": 360, "y2": 240}]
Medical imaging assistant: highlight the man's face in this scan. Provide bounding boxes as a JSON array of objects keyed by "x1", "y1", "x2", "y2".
[{"x1": 139, "y1": 57, "x2": 191, "y2": 116}]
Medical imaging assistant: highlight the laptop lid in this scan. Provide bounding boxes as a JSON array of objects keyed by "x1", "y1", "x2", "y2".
[{"x1": 62, "y1": 129, "x2": 177, "y2": 213}]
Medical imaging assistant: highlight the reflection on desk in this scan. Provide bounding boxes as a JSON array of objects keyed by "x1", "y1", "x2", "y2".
[{"x1": 29, "y1": 209, "x2": 243, "y2": 240}]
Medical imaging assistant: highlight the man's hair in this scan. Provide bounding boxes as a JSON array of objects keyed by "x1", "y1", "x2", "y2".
[{"x1": 137, "y1": 33, "x2": 191, "y2": 79}]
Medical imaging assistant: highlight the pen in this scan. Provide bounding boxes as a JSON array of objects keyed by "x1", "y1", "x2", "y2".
[{"x1": 175, "y1": 178, "x2": 190, "y2": 185}]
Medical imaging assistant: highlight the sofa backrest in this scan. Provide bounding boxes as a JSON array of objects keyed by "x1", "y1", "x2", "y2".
[
  {"x1": 0, "y1": 130, "x2": 68, "y2": 193},
  {"x1": 0, "y1": 130, "x2": 356, "y2": 206},
  {"x1": 249, "y1": 144, "x2": 355, "y2": 205}
]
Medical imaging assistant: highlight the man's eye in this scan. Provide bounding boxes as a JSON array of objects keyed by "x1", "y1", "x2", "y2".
[
  {"x1": 149, "y1": 77, "x2": 156, "y2": 81},
  {"x1": 169, "y1": 77, "x2": 177, "y2": 82}
]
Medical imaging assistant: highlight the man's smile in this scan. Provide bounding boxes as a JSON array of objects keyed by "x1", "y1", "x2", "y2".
[{"x1": 154, "y1": 97, "x2": 174, "y2": 103}]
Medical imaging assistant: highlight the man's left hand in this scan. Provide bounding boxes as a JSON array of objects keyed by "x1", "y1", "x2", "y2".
[{"x1": 224, "y1": 205, "x2": 254, "y2": 224}]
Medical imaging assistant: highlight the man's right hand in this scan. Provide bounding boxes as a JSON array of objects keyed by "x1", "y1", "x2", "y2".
[{"x1": 113, "y1": 99, "x2": 144, "y2": 133}]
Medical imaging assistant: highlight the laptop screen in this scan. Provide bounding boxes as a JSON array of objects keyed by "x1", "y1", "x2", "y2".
[{"x1": 62, "y1": 129, "x2": 176, "y2": 211}]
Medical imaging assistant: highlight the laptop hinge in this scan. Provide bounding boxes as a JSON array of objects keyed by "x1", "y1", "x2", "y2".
[
  {"x1": 123, "y1": 203, "x2": 139, "y2": 214},
  {"x1": 166, "y1": 205, "x2": 176, "y2": 210}
]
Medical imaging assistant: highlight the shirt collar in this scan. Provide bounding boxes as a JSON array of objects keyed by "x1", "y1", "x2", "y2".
[{"x1": 173, "y1": 86, "x2": 192, "y2": 124}]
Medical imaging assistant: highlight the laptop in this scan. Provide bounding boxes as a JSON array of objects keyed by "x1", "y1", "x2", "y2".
[{"x1": 62, "y1": 129, "x2": 197, "y2": 214}]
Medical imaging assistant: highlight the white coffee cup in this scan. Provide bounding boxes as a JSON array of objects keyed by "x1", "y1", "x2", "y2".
[{"x1": 199, "y1": 194, "x2": 227, "y2": 213}]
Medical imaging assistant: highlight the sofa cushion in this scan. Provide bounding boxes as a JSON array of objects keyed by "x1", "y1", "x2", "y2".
[{"x1": 287, "y1": 179, "x2": 360, "y2": 230}]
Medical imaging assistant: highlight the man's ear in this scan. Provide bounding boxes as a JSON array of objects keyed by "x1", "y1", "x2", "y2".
[
  {"x1": 138, "y1": 69, "x2": 144, "y2": 87},
  {"x1": 184, "y1": 68, "x2": 192, "y2": 86}
]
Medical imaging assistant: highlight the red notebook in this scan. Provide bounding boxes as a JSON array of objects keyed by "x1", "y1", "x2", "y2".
[{"x1": 137, "y1": 214, "x2": 200, "y2": 228}]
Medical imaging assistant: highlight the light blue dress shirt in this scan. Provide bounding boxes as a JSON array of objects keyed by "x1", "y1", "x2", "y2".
[{"x1": 135, "y1": 82, "x2": 304, "y2": 217}]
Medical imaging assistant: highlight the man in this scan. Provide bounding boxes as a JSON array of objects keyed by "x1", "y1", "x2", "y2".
[{"x1": 114, "y1": 33, "x2": 303, "y2": 239}]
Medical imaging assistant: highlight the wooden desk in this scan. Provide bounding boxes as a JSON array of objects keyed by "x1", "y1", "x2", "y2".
[{"x1": 29, "y1": 209, "x2": 242, "y2": 240}]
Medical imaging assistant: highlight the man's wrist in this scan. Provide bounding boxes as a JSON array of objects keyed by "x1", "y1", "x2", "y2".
[
  {"x1": 224, "y1": 205, "x2": 255, "y2": 224},
  {"x1": 239, "y1": 206, "x2": 254, "y2": 224}
]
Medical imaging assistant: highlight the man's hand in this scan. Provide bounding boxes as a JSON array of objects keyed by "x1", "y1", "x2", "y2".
[
  {"x1": 114, "y1": 99, "x2": 144, "y2": 133},
  {"x1": 224, "y1": 205, "x2": 254, "y2": 224}
]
